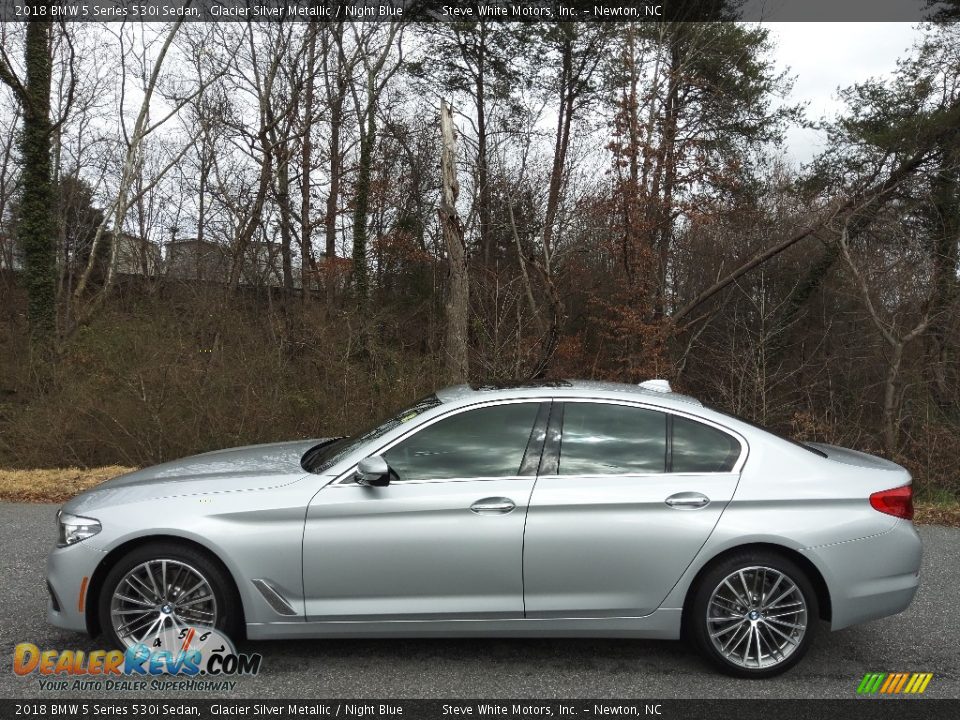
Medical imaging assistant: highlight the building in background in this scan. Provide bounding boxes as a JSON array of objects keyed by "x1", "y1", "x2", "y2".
[
  {"x1": 166, "y1": 236, "x2": 289, "y2": 288},
  {"x1": 165, "y1": 237, "x2": 228, "y2": 282},
  {"x1": 112, "y1": 232, "x2": 161, "y2": 277}
]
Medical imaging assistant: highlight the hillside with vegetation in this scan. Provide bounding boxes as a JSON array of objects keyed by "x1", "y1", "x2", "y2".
[{"x1": 0, "y1": 18, "x2": 958, "y2": 508}]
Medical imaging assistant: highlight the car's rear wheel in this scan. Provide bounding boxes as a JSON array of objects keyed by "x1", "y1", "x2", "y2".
[
  {"x1": 98, "y1": 542, "x2": 241, "y2": 649},
  {"x1": 689, "y1": 551, "x2": 818, "y2": 678}
]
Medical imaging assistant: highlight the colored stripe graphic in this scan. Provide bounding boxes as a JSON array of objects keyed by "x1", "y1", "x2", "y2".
[
  {"x1": 913, "y1": 673, "x2": 933, "y2": 694},
  {"x1": 880, "y1": 674, "x2": 897, "y2": 693},
  {"x1": 857, "y1": 673, "x2": 886, "y2": 694},
  {"x1": 894, "y1": 673, "x2": 910, "y2": 693},
  {"x1": 857, "y1": 672, "x2": 932, "y2": 694}
]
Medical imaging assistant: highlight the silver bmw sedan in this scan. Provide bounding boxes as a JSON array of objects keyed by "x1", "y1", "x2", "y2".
[{"x1": 46, "y1": 379, "x2": 921, "y2": 677}]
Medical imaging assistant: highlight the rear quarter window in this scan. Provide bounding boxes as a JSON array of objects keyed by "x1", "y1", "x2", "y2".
[{"x1": 671, "y1": 416, "x2": 741, "y2": 473}]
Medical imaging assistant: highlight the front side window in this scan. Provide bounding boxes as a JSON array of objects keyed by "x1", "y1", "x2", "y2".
[
  {"x1": 384, "y1": 403, "x2": 540, "y2": 481},
  {"x1": 671, "y1": 416, "x2": 741, "y2": 472},
  {"x1": 558, "y1": 403, "x2": 667, "y2": 475}
]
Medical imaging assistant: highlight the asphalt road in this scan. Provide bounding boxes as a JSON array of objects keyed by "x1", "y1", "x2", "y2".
[{"x1": 1, "y1": 502, "x2": 957, "y2": 700}]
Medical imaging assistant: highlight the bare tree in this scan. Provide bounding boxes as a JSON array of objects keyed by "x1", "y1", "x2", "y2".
[
  {"x1": 73, "y1": 20, "x2": 220, "y2": 308},
  {"x1": 348, "y1": 21, "x2": 403, "y2": 309},
  {"x1": 317, "y1": 22, "x2": 359, "y2": 306},
  {"x1": 0, "y1": 102, "x2": 20, "y2": 276},
  {"x1": 439, "y1": 99, "x2": 469, "y2": 383},
  {"x1": 298, "y1": 22, "x2": 319, "y2": 297},
  {"x1": 839, "y1": 223, "x2": 931, "y2": 454}
]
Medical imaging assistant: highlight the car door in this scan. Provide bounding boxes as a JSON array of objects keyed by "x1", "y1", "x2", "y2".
[
  {"x1": 302, "y1": 400, "x2": 549, "y2": 621},
  {"x1": 523, "y1": 400, "x2": 744, "y2": 618}
]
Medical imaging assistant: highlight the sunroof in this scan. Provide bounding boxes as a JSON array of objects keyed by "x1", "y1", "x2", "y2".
[{"x1": 469, "y1": 380, "x2": 573, "y2": 391}]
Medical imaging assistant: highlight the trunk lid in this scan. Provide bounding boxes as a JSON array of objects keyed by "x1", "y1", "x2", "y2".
[{"x1": 806, "y1": 442, "x2": 909, "y2": 475}]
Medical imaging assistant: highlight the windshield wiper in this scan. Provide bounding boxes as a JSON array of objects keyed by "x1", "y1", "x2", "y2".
[{"x1": 301, "y1": 437, "x2": 347, "y2": 472}]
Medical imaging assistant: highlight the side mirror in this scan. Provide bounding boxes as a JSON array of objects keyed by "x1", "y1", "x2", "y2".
[{"x1": 355, "y1": 455, "x2": 391, "y2": 487}]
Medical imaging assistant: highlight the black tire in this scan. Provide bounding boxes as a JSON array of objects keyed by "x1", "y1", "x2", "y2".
[
  {"x1": 98, "y1": 542, "x2": 242, "y2": 650},
  {"x1": 688, "y1": 551, "x2": 819, "y2": 678}
]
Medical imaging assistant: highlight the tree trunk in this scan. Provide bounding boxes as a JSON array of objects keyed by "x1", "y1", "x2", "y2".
[
  {"x1": 352, "y1": 81, "x2": 374, "y2": 310},
  {"x1": 621, "y1": 26, "x2": 641, "y2": 285},
  {"x1": 228, "y1": 130, "x2": 273, "y2": 291},
  {"x1": 839, "y1": 225, "x2": 931, "y2": 456},
  {"x1": 926, "y1": 142, "x2": 960, "y2": 414},
  {"x1": 275, "y1": 146, "x2": 295, "y2": 293},
  {"x1": 655, "y1": 42, "x2": 681, "y2": 318},
  {"x1": 324, "y1": 75, "x2": 343, "y2": 307},
  {"x1": 197, "y1": 132, "x2": 209, "y2": 273},
  {"x1": 475, "y1": 27, "x2": 491, "y2": 266},
  {"x1": 266, "y1": 98, "x2": 295, "y2": 296},
  {"x1": 300, "y1": 24, "x2": 317, "y2": 298},
  {"x1": 2, "y1": 19, "x2": 56, "y2": 341},
  {"x1": 541, "y1": 29, "x2": 574, "y2": 271},
  {"x1": 439, "y1": 100, "x2": 469, "y2": 383},
  {"x1": 883, "y1": 343, "x2": 904, "y2": 455},
  {"x1": 322, "y1": 24, "x2": 347, "y2": 308}
]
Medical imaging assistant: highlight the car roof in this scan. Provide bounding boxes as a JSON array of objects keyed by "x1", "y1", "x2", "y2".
[{"x1": 435, "y1": 379, "x2": 703, "y2": 411}]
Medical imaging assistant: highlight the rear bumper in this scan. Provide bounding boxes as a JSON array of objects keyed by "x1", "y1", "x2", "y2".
[
  {"x1": 46, "y1": 542, "x2": 105, "y2": 635},
  {"x1": 801, "y1": 519, "x2": 922, "y2": 630}
]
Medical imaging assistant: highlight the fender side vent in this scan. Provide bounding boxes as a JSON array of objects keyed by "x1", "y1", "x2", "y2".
[
  {"x1": 251, "y1": 578, "x2": 297, "y2": 616},
  {"x1": 47, "y1": 581, "x2": 61, "y2": 612}
]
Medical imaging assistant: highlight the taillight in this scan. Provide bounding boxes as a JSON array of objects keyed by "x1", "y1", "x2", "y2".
[{"x1": 869, "y1": 484, "x2": 914, "y2": 520}]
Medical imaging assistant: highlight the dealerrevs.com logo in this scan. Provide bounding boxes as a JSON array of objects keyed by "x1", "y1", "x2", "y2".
[
  {"x1": 857, "y1": 672, "x2": 934, "y2": 695},
  {"x1": 13, "y1": 626, "x2": 262, "y2": 692}
]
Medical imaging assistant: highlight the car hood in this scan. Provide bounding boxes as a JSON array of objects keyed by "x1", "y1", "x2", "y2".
[{"x1": 64, "y1": 439, "x2": 324, "y2": 514}]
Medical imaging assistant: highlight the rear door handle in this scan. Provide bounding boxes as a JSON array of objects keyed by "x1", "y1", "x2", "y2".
[
  {"x1": 470, "y1": 497, "x2": 516, "y2": 514},
  {"x1": 665, "y1": 492, "x2": 710, "y2": 509}
]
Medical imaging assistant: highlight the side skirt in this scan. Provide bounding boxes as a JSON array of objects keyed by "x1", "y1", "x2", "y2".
[{"x1": 245, "y1": 608, "x2": 682, "y2": 640}]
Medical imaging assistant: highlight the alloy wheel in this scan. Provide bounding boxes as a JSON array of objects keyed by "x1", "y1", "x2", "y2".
[
  {"x1": 705, "y1": 565, "x2": 808, "y2": 670},
  {"x1": 109, "y1": 559, "x2": 218, "y2": 648}
]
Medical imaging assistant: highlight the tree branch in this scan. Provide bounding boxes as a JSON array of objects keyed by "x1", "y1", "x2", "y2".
[
  {"x1": 0, "y1": 45, "x2": 27, "y2": 102},
  {"x1": 671, "y1": 139, "x2": 945, "y2": 324}
]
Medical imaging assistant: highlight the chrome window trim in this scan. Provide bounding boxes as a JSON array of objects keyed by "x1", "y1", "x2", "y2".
[
  {"x1": 533, "y1": 471, "x2": 741, "y2": 481},
  {"x1": 329, "y1": 474, "x2": 532, "y2": 488}
]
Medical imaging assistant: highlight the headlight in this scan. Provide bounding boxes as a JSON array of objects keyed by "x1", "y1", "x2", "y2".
[{"x1": 56, "y1": 511, "x2": 101, "y2": 547}]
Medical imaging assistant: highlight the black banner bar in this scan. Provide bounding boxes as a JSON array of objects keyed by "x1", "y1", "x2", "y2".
[
  {"x1": 0, "y1": 0, "x2": 948, "y2": 23},
  {"x1": 1, "y1": 700, "x2": 958, "y2": 720}
]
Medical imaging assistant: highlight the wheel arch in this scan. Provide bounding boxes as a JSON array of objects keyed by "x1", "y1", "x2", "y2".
[
  {"x1": 680, "y1": 542, "x2": 832, "y2": 636},
  {"x1": 85, "y1": 534, "x2": 246, "y2": 639}
]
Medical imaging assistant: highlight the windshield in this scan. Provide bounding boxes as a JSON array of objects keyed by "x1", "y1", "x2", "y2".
[{"x1": 301, "y1": 394, "x2": 442, "y2": 473}]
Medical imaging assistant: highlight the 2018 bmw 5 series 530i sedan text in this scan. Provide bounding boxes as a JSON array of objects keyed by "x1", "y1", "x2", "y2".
[{"x1": 46, "y1": 379, "x2": 922, "y2": 677}]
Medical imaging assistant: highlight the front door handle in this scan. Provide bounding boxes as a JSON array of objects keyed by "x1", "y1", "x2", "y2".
[
  {"x1": 665, "y1": 492, "x2": 710, "y2": 509},
  {"x1": 470, "y1": 497, "x2": 516, "y2": 514}
]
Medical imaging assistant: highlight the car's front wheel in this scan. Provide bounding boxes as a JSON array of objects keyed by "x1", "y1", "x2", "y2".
[
  {"x1": 98, "y1": 542, "x2": 242, "y2": 649},
  {"x1": 689, "y1": 551, "x2": 819, "y2": 678}
]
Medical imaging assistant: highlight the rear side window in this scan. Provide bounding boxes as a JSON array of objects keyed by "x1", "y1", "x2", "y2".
[
  {"x1": 384, "y1": 402, "x2": 540, "y2": 481},
  {"x1": 671, "y1": 416, "x2": 740, "y2": 473},
  {"x1": 559, "y1": 403, "x2": 666, "y2": 475}
]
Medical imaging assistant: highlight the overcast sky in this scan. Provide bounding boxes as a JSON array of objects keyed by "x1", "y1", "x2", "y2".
[{"x1": 765, "y1": 22, "x2": 926, "y2": 164}]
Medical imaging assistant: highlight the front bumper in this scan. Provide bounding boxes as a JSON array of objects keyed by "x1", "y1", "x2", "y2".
[
  {"x1": 801, "y1": 519, "x2": 922, "y2": 630},
  {"x1": 46, "y1": 541, "x2": 106, "y2": 634}
]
